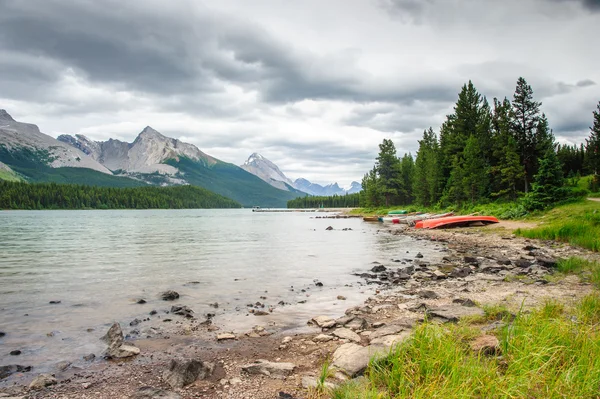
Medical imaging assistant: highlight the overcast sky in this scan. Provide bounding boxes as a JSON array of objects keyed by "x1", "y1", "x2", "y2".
[{"x1": 1, "y1": 0, "x2": 599, "y2": 186}]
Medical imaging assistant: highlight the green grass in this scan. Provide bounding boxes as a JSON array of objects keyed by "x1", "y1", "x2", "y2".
[
  {"x1": 0, "y1": 168, "x2": 21, "y2": 182},
  {"x1": 332, "y1": 295, "x2": 600, "y2": 399},
  {"x1": 553, "y1": 257, "x2": 600, "y2": 288},
  {"x1": 515, "y1": 200, "x2": 600, "y2": 251}
]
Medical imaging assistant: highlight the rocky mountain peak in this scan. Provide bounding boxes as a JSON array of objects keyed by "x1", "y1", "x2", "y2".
[
  {"x1": 137, "y1": 126, "x2": 165, "y2": 139},
  {"x1": 0, "y1": 109, "x2": 15, "y2": 122}
]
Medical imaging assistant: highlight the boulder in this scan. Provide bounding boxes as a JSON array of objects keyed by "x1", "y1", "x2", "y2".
[
  {"x1": 426, "y1": 305, "x2": 485, "y2": 323},
  {"x1": 313, "y1": 334, "x2": 334, "y2": 343},
  {"x1": 332, "y1": 328, "x2": 361, "y2": 343},
  {"x1": 170, "y1": 305, "x2": 194, "y2": 319},
  {"x1": 130, "y1": 387, "x2": 182, "y2": 399},
  {"x1": 514, "y1": 259, "x2": 532, "y2": 268},
  {"x1": 0, "y1": 365, "x2": 31, "y2": 380},
  {"x1": 369, "y1": 332, "x2": 410, "y2": 348},
  {"x1": 368, "y1": 324, "x2": 406, "y2": 340},
  {"x1": 241, "y1": 360, "x2": 295, "y2": 379},
  {"x1": 417, "y1": 290, "x2": 439, "y2": 299},
  {"x1": 301, "y1": 375, "x2": 336, "y2": 389},
  {"x1": 29, "y1": 374, "x2": 57, "y2": 390},
  {"x1": 536, "y1": 256, "x2": 557, "y2": 267},
  {"x1": 496, "y1": 257, "x2": 512, "y2": 265},
  {"x1": 371, "y1": 265, "x2": 387, "y2": 273},
  {"x1": 101, "y1": 323, "x2": 140, "y2": 359},
  {"x1": 325, "y1": 226, "x2": 333, "y2": 231},
  {"x1": 345, "y1": 317, "x2": 368, "y2": 331},
  {"x1": 335, "y1": 315, "x2": 355, "y2": 327},
  {"x1": 331, "y1": 344, "x2": 380, "y2": 377},
  {"x1": 450, "y1": 267, "x2": 472, "y2": 278},
  {"x1": 310, "y1": 316, "x2": 336, "y2": 329},
  {"x1": 160, "y1": 291, "x2": 180, "y2": 301},
  {"x1": 217, "y1": 333, "x2": 236, "y2": 341},
  {"x1": 470, "y1": 335, "x2": 500, "y2": 355},
  {"x1": 54, "y1": 361, "x2": 71, "y2": 372},
  {"x1": 163, "y1": 359, "x2": 214, "y2": 389},
  {"x1": 100, "y1": 323, "x2": 124, "y2": 347}
]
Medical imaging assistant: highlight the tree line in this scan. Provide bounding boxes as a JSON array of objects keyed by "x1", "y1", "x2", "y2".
[
  {"x1": 287, "y1": 193, "x2": 361, "y2": 208},
  {"x1": 0, "y1": 181, "x2": 242, "y2": 210},
  {"x1": 360, "y1": 77, "x2": 600, "y2": 210}
]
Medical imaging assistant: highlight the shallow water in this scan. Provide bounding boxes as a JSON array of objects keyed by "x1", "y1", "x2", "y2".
[{"x1": 0, "y1": 209, "x2": 442, "y2": 375}]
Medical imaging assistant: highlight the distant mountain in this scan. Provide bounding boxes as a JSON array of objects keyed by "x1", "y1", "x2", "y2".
[
  {"x1": 58, "y1": 127, "x2": 217, "y2": 175},
  {"x1": 346, "y1": 181, "x2": 362, "y2": 194},
  {"x1": 240, "y1": 153, "x2": 362, "y2": 196},
  {"x1": 240, "y1": 153, "x2": 296, "y2": 191},
  {"x1": 0, "y1": 110, "x2": 141, "y2": 187},
  {"x1": 0, "y1": 110, "x2": 112, "y2": 174},
  {"x1": 58, "y1": 126, "x2": 299, "y2": 207}
]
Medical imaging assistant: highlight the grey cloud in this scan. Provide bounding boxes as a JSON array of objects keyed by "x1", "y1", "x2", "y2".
[
  {"x1": 550, "y1": 0, "x2": 600, "y2": 11},
  {"x1": 0, "y1": 0, "x2": 464, "y2": 108},
  {"x1": 577, "y1": 79, "x2": 596, "y2": 87},
  {"x1": 378, "y1": 0, "x2": 435, "y2": 23}
]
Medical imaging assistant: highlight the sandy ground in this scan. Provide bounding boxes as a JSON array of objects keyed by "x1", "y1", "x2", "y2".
[{"x1": 1, "y1": 218, "x2": 598, "y2": 399}]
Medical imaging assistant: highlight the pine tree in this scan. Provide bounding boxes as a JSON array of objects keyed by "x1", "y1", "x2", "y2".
[
  {"x1": 462, "y1": 135, "x2": 488, "y2": 204},
  {"x1": 414, "y1": 128, "x2": 440, "y2": 206},
  {"x1": 511, "y1": 77, "x2": 542, "y2": 193},
  {"x1": 375, "y1": 139, "x2": 402, "y2": 206},
  {"x1": 526, "y1": 146, "x2": 565, "y2": 210},
  {"x1": 399, "y1": 153, "x2": 415, "y2": 204},
  {"x1": 586, "y1": 101, "x2": 600, "y2": 190}
]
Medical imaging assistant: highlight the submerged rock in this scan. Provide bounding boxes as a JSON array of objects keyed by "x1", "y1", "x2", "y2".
[
  {"x1": 171, "y1": 305, "x2": 194, "y2": 318},
  {"x1": 160, "y1": 291, "x2": 180, "y2": 301},
  {"x1": 0, "y1": 364, "x2": 32, "y2": 380}
]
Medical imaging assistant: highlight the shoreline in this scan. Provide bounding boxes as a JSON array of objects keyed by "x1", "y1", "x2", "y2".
[{"x1": 2, "y1": 221, "x2": 598, "y2": 399}]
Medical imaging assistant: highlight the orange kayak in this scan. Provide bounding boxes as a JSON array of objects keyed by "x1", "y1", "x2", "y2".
[{"x1": 415, "y1": 216, "x2": 499, "y2": 229}]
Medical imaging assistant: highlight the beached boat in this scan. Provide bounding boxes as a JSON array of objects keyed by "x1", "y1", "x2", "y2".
[
  {"x1": 378, "y1": 216, "x2": 403, "y2": 224},
  {"x1": 362, "y1": 216, "x2": 381, "y2": 222},
  {"x1": 387, "y1": 210, "x2": 408, "y2": 215},
  {"x1": 400, "y1": 212, "x2": 454, "y2": 226},
  {"x1": 414, "y1": 215, "x2": 499, "y2": 229}
]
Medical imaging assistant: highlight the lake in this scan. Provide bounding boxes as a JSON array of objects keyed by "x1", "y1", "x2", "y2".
[{"x1": 0, "y1": 209, "x2": 441, "y2": 375}]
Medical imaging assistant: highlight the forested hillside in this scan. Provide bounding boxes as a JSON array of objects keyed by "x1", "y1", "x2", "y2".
[
  {"x1": 0, "y1": 181, "x2": 241, "y2": 210},
  {"x1": 287, "y1": 193, "x2": 360, "y2": 208}
]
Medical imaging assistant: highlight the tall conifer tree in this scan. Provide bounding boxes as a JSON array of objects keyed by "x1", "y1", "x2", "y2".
[{"x1": 511, "y1": 77, "x2": 541, "y2": 193}]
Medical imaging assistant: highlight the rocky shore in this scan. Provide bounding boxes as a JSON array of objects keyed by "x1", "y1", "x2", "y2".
[{"x1": 0, "y1": 221, "x2": 596, "y2": 399}]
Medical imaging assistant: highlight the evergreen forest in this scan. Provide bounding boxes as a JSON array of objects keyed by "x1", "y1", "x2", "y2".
[
  {"x1": 354, "y1": 78, "x2": 599, "y2": 211},
  {"x1": 0, "y1": 181, "x2": 242, "y2": 210}
]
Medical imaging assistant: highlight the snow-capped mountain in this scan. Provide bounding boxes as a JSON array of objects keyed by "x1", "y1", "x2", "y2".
[
  {"x1": 240, "y1": 152, "x2": 295, "y2": 191},
  {"x1": 240, "y1": 153, "x2": 362, "y2": 195}
]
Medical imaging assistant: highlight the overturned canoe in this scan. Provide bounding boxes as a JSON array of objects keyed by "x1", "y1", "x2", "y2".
[
  {"x1": 403, "y1": 212, "x2": 454, "y2": 226},
  {"x1": 388, "y1": 210, "x2": 408, "y2": 215},
  {"x1": 415, "y1": 215, "x2": 499, "y2": 229}
]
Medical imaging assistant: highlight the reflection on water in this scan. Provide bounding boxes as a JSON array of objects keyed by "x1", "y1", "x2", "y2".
[{"x1": 0, "y1": 209, "x2": 441, "y2": 373}]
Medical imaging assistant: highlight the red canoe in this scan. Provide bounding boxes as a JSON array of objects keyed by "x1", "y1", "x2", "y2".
[{"x1": 414, "y1": 215, "x2": 499, "y2": 229}]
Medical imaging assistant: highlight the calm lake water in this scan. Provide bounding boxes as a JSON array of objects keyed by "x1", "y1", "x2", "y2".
[{"x1": 0, "y1": 209, "x2": 442, "y2": 375}]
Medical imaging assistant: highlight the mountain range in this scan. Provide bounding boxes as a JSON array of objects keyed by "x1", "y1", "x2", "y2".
[
  {"x1": 0, "y1": 110, "x2": 361, "y2": 207},
  {"x1": 240, "y1": 152, "x2": 361, "y2": 196}
]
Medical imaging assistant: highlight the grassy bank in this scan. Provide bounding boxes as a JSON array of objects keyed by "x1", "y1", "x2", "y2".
[
  {"x1": 328, "y1": 295, "x2": 600, "y2": 398},
  {"x1": 515, "y1": 200, "x2": 600, "y2": 252}
]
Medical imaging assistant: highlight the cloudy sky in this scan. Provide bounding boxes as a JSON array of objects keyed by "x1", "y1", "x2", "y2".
[{"x1": 1, "y1": 0, "x2": 599, "y2": 186}]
